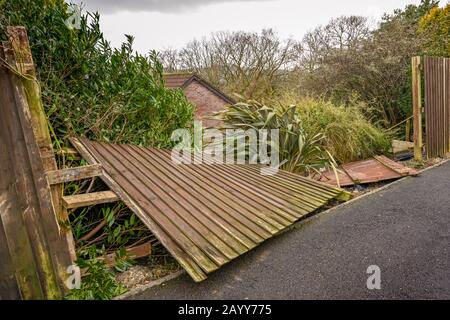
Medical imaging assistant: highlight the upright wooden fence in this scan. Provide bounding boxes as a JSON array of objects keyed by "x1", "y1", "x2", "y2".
[
  {"x1": 0, "y1": 28, "x2": 73, "y2": 299},
  {"x1": 424, "y1": 56, "x2": 450, "y2": 158}
]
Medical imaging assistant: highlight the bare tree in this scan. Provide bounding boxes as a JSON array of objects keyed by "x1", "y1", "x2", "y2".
[
  {"x1": 296, "y1": 12, "x2": 427, "y2": 126},
  {"x1": 299, "y1": 16, "x2": 371, "y2": 71},
  {"x1": 160, "y1": 1, "x2": 438, "y2": 127},
  {"x1": 160, "y1": 29, "x2": 302, "y2": 100},
  {"x1": 159, "y1": 48, "x2": 179, "y2": 72}
]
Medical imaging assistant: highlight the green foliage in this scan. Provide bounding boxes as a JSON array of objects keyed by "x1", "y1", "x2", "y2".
[
  {"x1": 70, "y1": 197, "x2": 151, "y2": 254},
  {"x1": 65, "y1": 248, "x2": 127, "y2": 300},
  {"x1": 0, "y1": 0, "x2": 194, "y2": 148},
  {"x1": 375, "y1": 0, "x2": 440, "y2": 122},
  {"x1": 419, "y1": 4, "x2": 450, "y2": 57},
  {"x1": 296, "y1": 1, "x2": 440, "y2": 127},
  {"x1": 380, "y1": 0, "x2": 439, "y2": 27},
  {"x1": 289, "y1": 97, "x2": 391, "y2": 164},
  {"x1": 216, "y1": 101, "x2": 337, "y2": 175},
  {"x1": 221, "y1": 96, "x2": 391, "y2": 166}
]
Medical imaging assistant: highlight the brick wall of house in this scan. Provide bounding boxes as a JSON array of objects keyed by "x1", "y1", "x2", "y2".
[{"x1": 183, "y1": 80, "x2": 228, "y2": 127}]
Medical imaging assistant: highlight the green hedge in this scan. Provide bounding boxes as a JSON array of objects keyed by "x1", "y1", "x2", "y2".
[{"x1": 0, "y1": 0, "x2": 194, "y2": 148}]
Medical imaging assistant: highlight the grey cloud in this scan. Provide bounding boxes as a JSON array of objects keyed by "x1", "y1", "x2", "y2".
[{"x1": 78, "y1": 0, "x2": 273, "y2": 14}]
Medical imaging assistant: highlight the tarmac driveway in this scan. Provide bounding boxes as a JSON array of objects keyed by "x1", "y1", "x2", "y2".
[{"x1": 130, "y1": 160, "x2": 450, "y2": 299}]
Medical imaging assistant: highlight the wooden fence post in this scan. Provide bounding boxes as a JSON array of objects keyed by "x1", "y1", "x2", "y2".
[
  {"x1": 1, "y1": 42, "x2": 59, "y2": 299},
  {"x1": 412, "y1": 56, "x2": 423, "y2": 161}
]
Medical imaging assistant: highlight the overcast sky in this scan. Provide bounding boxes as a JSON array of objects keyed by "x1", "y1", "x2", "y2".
[{"x1": 71, "y1": 0, "x2": 447, "y2": 53}]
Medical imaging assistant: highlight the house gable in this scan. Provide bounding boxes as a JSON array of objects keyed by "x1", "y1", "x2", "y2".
[{"x1": 163, "y1": 73, "x2": 235, "y2": 127}]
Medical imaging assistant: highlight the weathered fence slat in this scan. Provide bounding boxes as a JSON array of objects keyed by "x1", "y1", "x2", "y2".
[
  {"x1": 1, "y1": 41, "x2": 57, "y2": 299},
  {"x1": 0, "y1": 217, "x2": 21, "y2": 300},
  {"x1": 62, "y1": 191, "x2": 119, "y2": 209},
  {"x1": 46, "y1": 164, "x2": 103, "y2": 185},
  {"x1": 7, "y1": 27, "x2": 77, "y2": 265},
  {"x1": 412, "y1": 56, "x2": 423, "y2": 161}
]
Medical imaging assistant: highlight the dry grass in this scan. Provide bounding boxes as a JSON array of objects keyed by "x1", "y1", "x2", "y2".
[{"x1": 275, "y1": 95, "x2": 392, "y2": 164}]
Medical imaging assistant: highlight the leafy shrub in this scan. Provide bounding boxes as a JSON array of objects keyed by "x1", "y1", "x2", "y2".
[
  {"x1": 419, "y1": 4, "x2": 450, "y2": 57},
  {"x1": 215, "y1": 101, "x2": 337, "y2": 175},
  {"x1": 217, "y1": 96, "x2": 391, "y2": 169},
  {"x1": 65, "y1": 248, "x2": 127, "y2": 300},
  {"x1": 0, "y1": 0, "x2": 194, "y2": 148}
]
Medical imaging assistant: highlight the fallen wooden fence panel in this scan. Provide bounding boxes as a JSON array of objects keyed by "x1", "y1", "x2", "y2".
[
  {"x1": 71, "y1": 138, "x2": 350, "y2": 282},
  {"x1": 318, "y1": 156, "x2": 418, "y2": 187}
]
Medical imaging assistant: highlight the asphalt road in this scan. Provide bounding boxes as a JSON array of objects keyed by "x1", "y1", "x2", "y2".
[{"x1": 131, "y1": 161, "x2": 450, "y2": 299}]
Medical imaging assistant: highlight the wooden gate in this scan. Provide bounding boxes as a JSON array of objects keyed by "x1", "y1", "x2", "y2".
[{"x1": 424, "y1": 56, "x2": 450, "y2": 158}]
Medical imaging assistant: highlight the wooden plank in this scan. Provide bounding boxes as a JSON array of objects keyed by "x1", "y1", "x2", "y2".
[
  {"x1": 392, "y1": 140, "x2": 414, "y2": 154},
  {"x1": 0, "y1": 217, "x2": 21, "y2": 300},
  {"x1": 56, "y1": 147, "x2": 81, "y2": 160},
  {"x1": 444, "y1": 58, "x2": 449, "y2": 154},
  {"x1": 46, "y1": 164, "x2": 103, "y2": 185},
  {"x1": 438, "y1": 58, "x2": 444, "y2": 156},
  {"x1": 374, "y1": 155, "x2": 418, "y2": 176},
  {"x1": 405, "y1": 119, "x2": 411, "y2": 142},
  {"x1": 126, "y1": 144, "x2": 282, "y2": 237},
  {"x1": 118, "y1": 146, "x2": 259, "y2": 252},
  {"x1": 429, "y1": 57, "x2": 436, "y2": 158},
  {"x1": 131, "y1": 146, "x2": 274, "y2": 250},
  {"x1": 412, "y1": 56, "x2": 423, "y2": 161},
  {"x1": 62, "y1": 191, "x2": 119, "y2": 209},
  {"x1": 6, "y1": 27, "x2": 52, "y2": 148},
  {"x1": 425, "y1": 57, "x2": 434, "y2": 158},
  {"x1": 103, "y1": 242, "x2": 152, "y2": 267}
]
